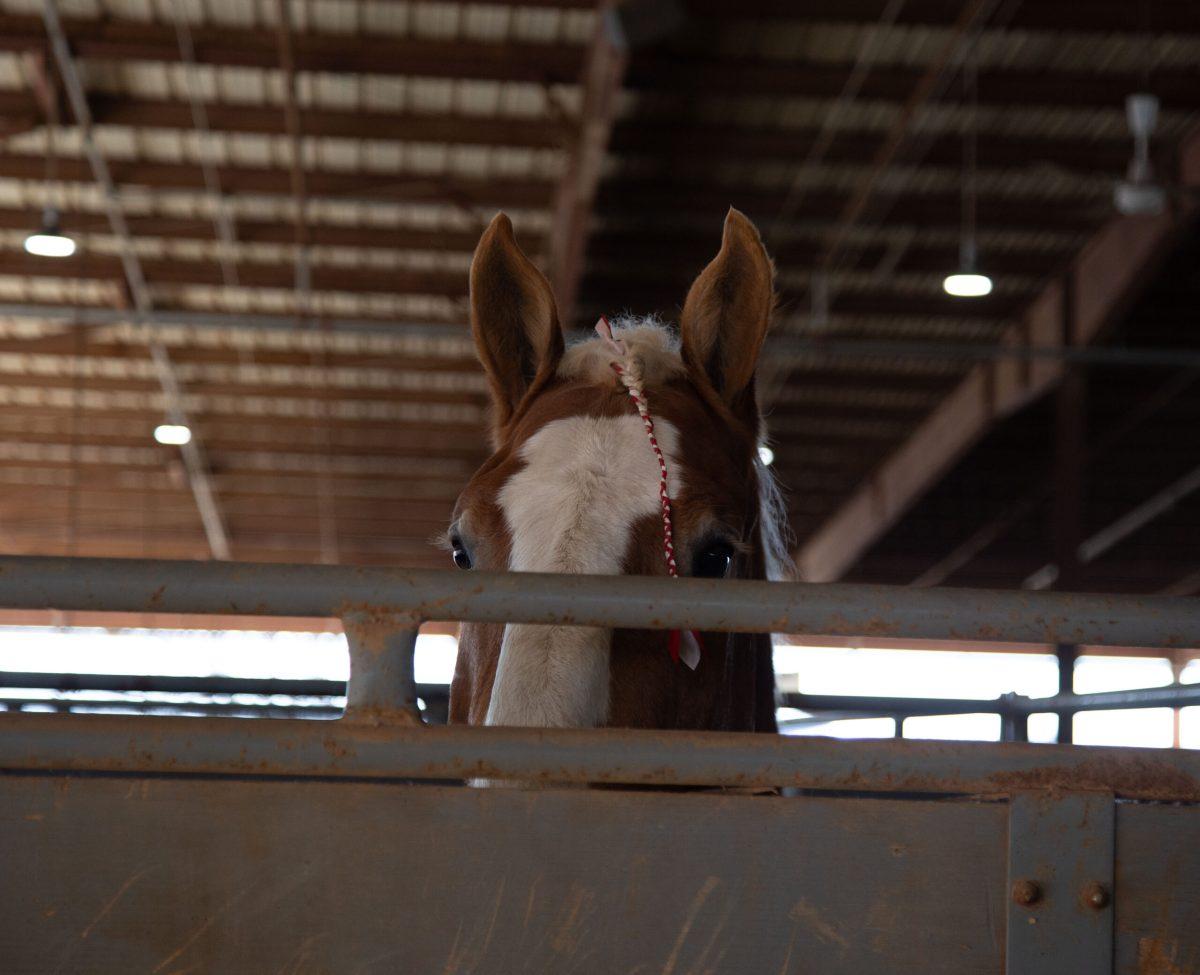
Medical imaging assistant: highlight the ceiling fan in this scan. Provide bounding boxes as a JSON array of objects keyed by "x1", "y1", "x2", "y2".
[{"x1": 1113, "y1": 93, "x2": 1168, "y2": 216}]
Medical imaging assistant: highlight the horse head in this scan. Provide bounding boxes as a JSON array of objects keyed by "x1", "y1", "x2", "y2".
[{"x1": 447, "y1": 208, "x2": 788, "y2": 732}]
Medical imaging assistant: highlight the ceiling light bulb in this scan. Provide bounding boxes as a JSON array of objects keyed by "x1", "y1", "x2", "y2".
[
  {"x1": 154, "y1": 423, "x2": 192, "y2": 446},
  {"x1": 24, "y1": 230, "x2": 76, "y2": 258},
  {"x1": 943, "y1": 272, "x2": 993, "y2": 298},
  {"x1": 24, "y1": 207, "x2": 76, "y2": 258}
]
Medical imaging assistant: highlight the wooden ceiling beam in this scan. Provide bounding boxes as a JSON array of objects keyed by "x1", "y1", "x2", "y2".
[
  {"x1": 0, "y1": 153, "x2": 1097, "y2": 236},
  {"x1": 0, "y1": 371, "x2": 485, "y2": 407},
  {"x1": 626, "y1": 58, "x2": 1200, "y2": 113},
  {"x1": 0, "y1": 153, "x2": 1101, "y2": 232},
  {"x1": 611, "y1": 123, "x2": 1135, "y2": 177},
  {"x1": 0, "y1": 153, "x2": 552, "y2": 209},
  {"x1": 0, "y1": 482, "x2": 455, "y2": 519},
  {"x1": 91, "y1": 95, "x2": 570, "y2": 150},
  {"x1": 0, "y1": 425, "x2": 486, "y2": 461},
  {"x1": 0, "y1": 205, "x2": 539, "y2": 254},
  {"x1": 685, "y1": 0, "x2": 1200, "y2": 35},
  {"x1": 0, "y1": 457, "x2": 469, "y2": 492},
  {"x1": 547, "y1": 4, "x2": 627, "y2": 323},
  {"x1": 794, "y1": 127, "x2": 1200, "y2": 582},
  {"x1": 0, "y1": 501, "x2": 452, "y2": 538},
  {"x1": 0, "y1": 86, "x2": 1139, "y2": 178},
  {"x1": 0, "y1": 13, "x2": 583, "y2": 83},
  {"x1": 587, "y1": 239, "x2": 1072, "y2": 279},
  {"x1": 581, "y1": 278, "x2": 1026, "y2": 321},
  {"x1": 594, "y1": 183, "x2": 1105, "y2": 233},
  {"x1": 0, "y1": 248, "x2": 468, "y2": 297},
  {"x1": 0, "y1": 245, "x2": 1033, "y2": 316}
]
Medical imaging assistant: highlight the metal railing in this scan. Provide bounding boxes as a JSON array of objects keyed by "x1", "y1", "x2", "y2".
[
  {"x1": 0, "y1": 555, "x2": 1197, "y2": 798},
  {"x1": 782, "y1": 686, "x2": 1200, "y2": 742}
]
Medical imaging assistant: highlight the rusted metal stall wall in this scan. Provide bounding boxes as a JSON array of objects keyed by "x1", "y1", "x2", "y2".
[
  {"x1": 3, "y1": 771, "x2": 1199, "y2": 973},
  {"x1": 0, "y1": 556, "x2": 1197, "y2": 973}
]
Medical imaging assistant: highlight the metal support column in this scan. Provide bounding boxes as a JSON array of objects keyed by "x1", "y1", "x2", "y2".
[
  {"x1": 340, "y1": 615, "x2": 422, "y2": 725},
  {"x1": 1055, "y1": 643, "x2": 1078, "y2": 744},
  {"x1": 1000, "y1": 693, "x2": 1029, "y2": 743},
  {"x1": 1007, "y1": 791, "x2": 1114, "y2": 974}
]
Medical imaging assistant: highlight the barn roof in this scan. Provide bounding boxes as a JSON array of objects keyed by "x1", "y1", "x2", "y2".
[{"x1": 0, "y1": 0, "x2": 1196, "y2": 596}]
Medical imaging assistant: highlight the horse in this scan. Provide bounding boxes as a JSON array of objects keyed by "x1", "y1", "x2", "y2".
[{"x1": 446, "y1": 208, "x2": 789, "y2": 733}]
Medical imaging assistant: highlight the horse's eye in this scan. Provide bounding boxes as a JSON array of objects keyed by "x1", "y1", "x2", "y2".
[
  {"x1": 451, "y1": 538, "x2": 473, "y2": 570},
  {"x1": 693, "y1": 542, "x2": 734, "y2": 579}
]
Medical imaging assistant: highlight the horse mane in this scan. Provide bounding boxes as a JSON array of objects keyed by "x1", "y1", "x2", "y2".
[
  {"x1": 560, "y1": 315, "x2": 795, "y2": 585},
  {"x1": 756, "y1": 455, "x2": 796, "y2": 582}
]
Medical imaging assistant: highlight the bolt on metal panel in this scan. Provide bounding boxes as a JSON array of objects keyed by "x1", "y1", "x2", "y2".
[{"x1": 1007, "y1": 791, "x2": 1114, "y2": 974}]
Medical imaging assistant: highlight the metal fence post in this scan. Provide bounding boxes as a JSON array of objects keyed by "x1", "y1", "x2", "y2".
[
  {"x1": 1006, "y1": 790, "x2": 1114, "y2": 974},
  {"x1": 341, "y1": 614, "x2": 422, "y2": 725},
  {"x1": 1056, "y1": 643, "x2": 1078, "y2": 744},
  {"x1": 1000, "y1": 693, "x2": 1029, "y2": 743}
]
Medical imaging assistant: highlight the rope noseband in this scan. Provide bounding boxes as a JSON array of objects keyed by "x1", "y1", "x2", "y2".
[{"x1": 595, "y1": 316, "x2": 702, "y2": 670}]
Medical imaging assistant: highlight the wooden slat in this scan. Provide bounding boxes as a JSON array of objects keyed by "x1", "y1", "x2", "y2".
[
  {"x1": 0, "y1": 153, "x2": 552, "y2": 208},
  {"x1": 0, "y1": 13, "x2": 583, "y2": 82}
]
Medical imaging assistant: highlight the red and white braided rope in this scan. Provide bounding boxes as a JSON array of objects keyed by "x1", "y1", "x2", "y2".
[{"x1": 595, "y1": 316, "x2": 701, "y2": 669}]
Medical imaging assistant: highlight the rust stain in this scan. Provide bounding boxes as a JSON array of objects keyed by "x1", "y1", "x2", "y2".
[
  {"x1": 991, "y1": 754, "x2": 1200, "y2": 801},
  {"x1": 1138, "y1": 938, "x2": 1198, "y2": 975}
]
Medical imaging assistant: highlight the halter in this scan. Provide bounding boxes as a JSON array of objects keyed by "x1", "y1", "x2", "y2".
[{"x1": 595, "y1": 316, "x2": 703, "y2": 670}]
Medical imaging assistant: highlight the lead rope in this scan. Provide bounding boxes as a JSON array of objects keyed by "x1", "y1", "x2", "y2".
[{"x1": 596, "y1": 316, "x2": 703, "y2": 670}]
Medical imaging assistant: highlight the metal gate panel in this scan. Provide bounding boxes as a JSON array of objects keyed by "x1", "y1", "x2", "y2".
[
  {"x1": 0, "y1": 775, "x2": 1007, "y2": 974},
  {"x1": 1115, "y1": 802, "x2": 1200, "y2": 975}
]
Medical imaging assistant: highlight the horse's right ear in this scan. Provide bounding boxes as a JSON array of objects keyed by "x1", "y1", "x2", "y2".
[
  {"x1": 469, "y1": 213, "x2": 564, "y2": 433},
  {"x1": 679, "y1": 208, "x2": 774, "y2": 429}
]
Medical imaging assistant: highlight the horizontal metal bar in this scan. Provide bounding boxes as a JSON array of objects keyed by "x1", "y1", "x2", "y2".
[
  {"x1": 0, "y1": 669, "x2": 441, "y2": 702},
  {"x1": 0, "y1": 556, "x2": 1196, "y2": 648},
  {"x1": 786, "y1": 693, "x2": 1010, "y2": 717},
  {"x1": 787, "y1": 685, "x2": 1200, "y2": 718},
  {"x1": 0, "y1": 696, "x2": 342, "y2": 720},
  {"x1": 2, "y1": 712, "x2": 1198, "y2": 799},
  {"x1": 1014, "y1": 685, "x2": 1200, "y2": 714},
  {"x1": 11, "y1": 676, "x2": 1192, "y2": 722}
]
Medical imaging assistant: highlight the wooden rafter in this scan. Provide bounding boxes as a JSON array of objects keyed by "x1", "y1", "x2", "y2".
[
  {"x1": 547, "y1": 4, "x2": 628, "y2": 325},
  {"x1": 0, "y1": 14, "x2": 583, "y2": 83},
  {"x1": 795, "y1": 128, "x2": 1200, "y2": 583}
]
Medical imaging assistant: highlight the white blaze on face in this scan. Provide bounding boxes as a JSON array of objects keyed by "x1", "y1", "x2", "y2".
[{"x1": 485, "y1": 413, "x2": 683, "y2": 728}]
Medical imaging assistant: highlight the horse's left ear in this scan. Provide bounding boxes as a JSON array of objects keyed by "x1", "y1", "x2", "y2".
[
  {"x1": 679, "y1": 208, "x2": 774, "y2": 425},
  {"x1": 470, "y1": 213, "x2": 564, "y2": 434}
]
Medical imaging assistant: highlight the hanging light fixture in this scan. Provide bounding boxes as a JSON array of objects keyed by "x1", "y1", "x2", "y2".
[
  {"x1": 943, "y1": 54, "x2": 992, "y2": 299},
  {"x1": 24, "y1": 206, "x2": 76, "y2": 258},
  {"x1": 25, "y1": 105, "x2": 76, "y2": 257}
]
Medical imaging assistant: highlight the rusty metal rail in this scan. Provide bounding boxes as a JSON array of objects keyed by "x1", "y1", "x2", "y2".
[
  {"x1": 0, "y1": 555, "x2": 1198, "y2": 799},
  {"x1": 2, "y1": 711, "x2": 1199, "y2": 800},
  {"x1": 0, "y1": 555, "x2": 1196, "y2": 646}
]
